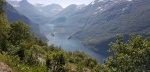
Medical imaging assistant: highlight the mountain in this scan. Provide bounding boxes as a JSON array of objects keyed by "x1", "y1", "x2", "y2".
[
  {"x1": 55, "y1": 4, "x2": 86, "y2": 17},
  {"x1": 50, "y1": 0, "x2": 150, "y2": 54},
  {"x1": 6, "y1": 0, "x2": 150, "y2": 55},
  {"x1": 76, "y1": 0, "x2": 150, "y2": 53},
  {"x1": 50, "y1": 4, "x2": 86, "y2": 24},
  {"x1": 34, "y1": 3, "x2": 63, "y2": 17},
  {"x1": 4, "y1": 3, "x2": 48, "y2": 41},
  {"x1": 5, "y1": 0, "x2": 20, "y2": 7},
  {"x1": 6, "y1": 0, "x2": 51, "y2": 24}
]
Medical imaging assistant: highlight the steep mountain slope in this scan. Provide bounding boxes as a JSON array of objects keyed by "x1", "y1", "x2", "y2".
[
  {"x1": 55, "y1": 4, "x2": 85, "y2": 17},
  {"x1": 6, "y1": 0, "x2": 51, "y2": 24},
  {"x1": 4, "y1": 3, "x2": 48, "y2": 41},
  {"x1": 75, "y1": 0, "x2": 150, "y2": 52},
  {"x1": 50, "y1": 4, "x2": 86, "y2": 26},
  {"x1": 50, "y1": 0, "x2": 150, "y2": 54},
  {"x1": 6, "y1": 0, "x2": 150, "y2": 55},
  {"x1": 52, "y1": 0, "x2": 124, "y2": 25},
  {"x1": 34, "y1": 3, "x2": 63, "y2": 17}
]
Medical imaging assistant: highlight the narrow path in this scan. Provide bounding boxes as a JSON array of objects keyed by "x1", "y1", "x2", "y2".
[{"x1": 0, "y1": 62, "x2": 12, "y2": 72}]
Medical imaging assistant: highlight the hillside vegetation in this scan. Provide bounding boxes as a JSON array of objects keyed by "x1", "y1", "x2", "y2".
[
  {"x1": 49, "y1": 0, "x2": 150, "y2": 54},
  {"x1": 4, "y1": 2, "x2": 48, "y2": 42},
  {"x1": 0, "y1": 1, "x2": 100, "y2": 72},
  {"x1": 0, "y1": 0, "x2": 149, "y2": 72}
]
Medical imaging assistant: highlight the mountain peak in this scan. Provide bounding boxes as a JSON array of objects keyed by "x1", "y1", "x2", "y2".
[
  {"x1": 21, "y1": 0, "x2": 28, "y2": 3},
  {"x1": 90, "y1": 0, "x2": 133, "y2": 5},
  {"x1": 77, "y1": 4, "x2": 86, "y2": 9},
  {"x1": 20, "y1": 0, "x2": 29, "y2": 4}
]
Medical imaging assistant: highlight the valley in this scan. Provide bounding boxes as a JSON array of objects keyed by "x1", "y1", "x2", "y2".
[
  {"x1": 0, "y1": 0, "x2": 149, "y2": 71},
  {"x1": 40, "y1": 24, "x2": 106, "y2": 63},
  {"x1": 6, "y1": 0, "x2": 150, "y2": 57}
]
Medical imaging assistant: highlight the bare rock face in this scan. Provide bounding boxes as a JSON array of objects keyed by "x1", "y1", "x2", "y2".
[{"x1": 0, "y1": 62, "x2": 12, "y2": 72}]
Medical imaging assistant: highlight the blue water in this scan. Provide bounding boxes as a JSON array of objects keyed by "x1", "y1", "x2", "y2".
[{"x1": 47, "y1": 34, "x2": 106, "y2": 64}]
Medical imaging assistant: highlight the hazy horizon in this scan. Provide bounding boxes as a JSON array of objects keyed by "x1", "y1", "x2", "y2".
[{"x1": 26, "y1": 0, "x2": 93, "y2": 8}]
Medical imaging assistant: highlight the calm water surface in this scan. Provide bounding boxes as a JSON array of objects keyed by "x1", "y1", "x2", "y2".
[{"x1": 47, "y1": 34, "x2": 106, "y2": 64}]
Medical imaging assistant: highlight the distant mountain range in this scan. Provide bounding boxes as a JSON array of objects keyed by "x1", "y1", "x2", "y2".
[
  {"x1": 50, "y1": 4, "x2": 86, "y2": 24},
  {"x1": 6, "y1": 0, "x2": 150, "y2": 55},
  {"x1": 6, "y1": 0, "x2": 86, "y2": 24},
  {"x1": 49, "y1": 0, "x2": 150, "y2": 54},
  {"x1": 6, "y1": 0, "x2": 51, "y2": 24},
  {"x1": 75, "y1": 0, "x2": 150, "y2": 46},
  {"x1": 34, "y1": 3, "x2": 63, "y2": 17}
]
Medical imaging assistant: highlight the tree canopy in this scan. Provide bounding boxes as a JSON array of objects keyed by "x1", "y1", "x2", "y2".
[
  {"x1": 0, "y1": 0, "x2": 149, "y2": 72},
  {"x1": 102, "y1": 34, "x2": 150, "y2": 72}
]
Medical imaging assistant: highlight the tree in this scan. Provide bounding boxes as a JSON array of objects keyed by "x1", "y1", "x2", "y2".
[
  {"x1": 0, "y1": 18, "x2": 10, "y2": 51},
  {"x1": 0, "y1": 0, "x2": 6, "y2": 17},
  {"x1": 24, "y1": 45, "x2": 44, "y2": 65},
  {"x1": 84, "y1": 58, "x2": 98, "y2": 68},
  {"x1": 0, "y1": 0, "x2": 10, "y2": 51},
  {"x1": 102, "y1": 34, "x2": 150, "y2": 72},
  {"x1": 46, "y1": 58, "x2": 51, "y2": 69},
  {"x1": 9, "y1": 21, "x2": 30, "y2": 45},
  {"x1": 16, "y1": 48, "x2": 25, "y2": 60},
  {"x1": 51, "y1": 51, "x2": 66, "y2": 72}
]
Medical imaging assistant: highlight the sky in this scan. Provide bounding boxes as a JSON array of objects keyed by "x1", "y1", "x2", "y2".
[{"x1": 26, "y1": 0, "x2": 94, "y2": 8}]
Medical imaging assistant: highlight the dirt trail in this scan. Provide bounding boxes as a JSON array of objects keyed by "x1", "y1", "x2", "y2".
[{"x1": 0, "y1": 62, "x2": 12, "y2": 72}]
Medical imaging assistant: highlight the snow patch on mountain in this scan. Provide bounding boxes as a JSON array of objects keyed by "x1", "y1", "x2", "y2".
[
  {"x1": 12, "y1": 4, "x2": 20, "y2": 7},
  {"x1": 122, "y1": 5, "x2": 130, "y2": 12},
  {"x1": 91, "y1": 0, "x2": 133, "y2": 14},
  {"x1": 90, "y1": 0, "x2": 133, "y2": 5},
  {"x1": 77, "y1": 4, "x2": 86, "y2": 9},
  {"x1": 6, "y1": 0, "x2": 20, "y2": 7}
]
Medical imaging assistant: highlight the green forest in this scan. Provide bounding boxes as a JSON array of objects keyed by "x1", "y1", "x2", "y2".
[{"x1": 0, "y1": 0, "x2": 150, "y2": 72}]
